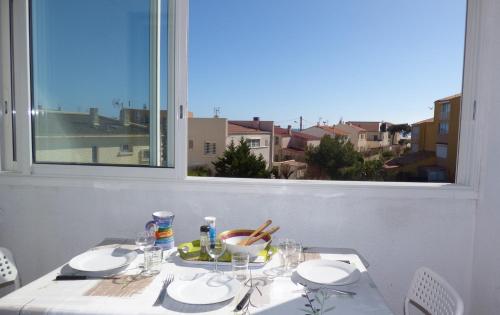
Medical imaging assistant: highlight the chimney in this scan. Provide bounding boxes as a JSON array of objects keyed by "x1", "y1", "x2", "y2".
[
  {"x1": 252, "y1": 116, "x2": 260, "y2": 129},
  {"x1": 287, "y1": 125, "x2": 292, "y2": 136},
  {"x1": 89, "y1": 107, "x2": 99, "y2": 127},
  {"x1": 120, "y1": 108, "x2": 131, "y2": 126}
]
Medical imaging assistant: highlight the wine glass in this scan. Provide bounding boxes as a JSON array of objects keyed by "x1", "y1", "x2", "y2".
[{"x1": 205, "y1": 238, "x2": 226, "y2": 274}]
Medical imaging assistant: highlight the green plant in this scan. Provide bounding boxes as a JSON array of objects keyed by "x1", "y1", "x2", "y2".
[
  {"x1": 213, "y1": 138, "x2": 270, "y2": 178},
  {"x1": 188, "y1": 166, "x2": 212, "y2": 177},
  {"x1": 299, "y1": 286, "x2": 335, "y2": 315},
  {"x1": 305, "y1": 135, "x2": 363, "y2": 179}
]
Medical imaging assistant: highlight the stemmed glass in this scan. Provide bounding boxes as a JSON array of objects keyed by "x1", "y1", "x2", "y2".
[{"x1": 205, "y1": 238, "x2": 226, "y2": 274}]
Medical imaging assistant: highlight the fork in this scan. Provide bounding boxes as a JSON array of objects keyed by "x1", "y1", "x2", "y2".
[{"x1": 153, "y1": 274, "x2": 174, "y2": 306}]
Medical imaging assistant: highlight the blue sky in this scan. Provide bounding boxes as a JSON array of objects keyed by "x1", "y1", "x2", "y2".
[
  {"x1": 189, "y1": 0, "x2": 466, "y2": 127},
  {"x1": 32, "y1": 0, "x2": 466, "y2": 127}
]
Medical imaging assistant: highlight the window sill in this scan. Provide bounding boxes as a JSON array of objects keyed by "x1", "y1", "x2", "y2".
[{"x1": 0, "y1": 170, "x2": 478, "y2": 200}]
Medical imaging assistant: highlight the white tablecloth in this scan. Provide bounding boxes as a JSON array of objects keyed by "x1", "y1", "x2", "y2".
[{"x1": 0, "y1": 242, "x2": 394, "y2": 315}]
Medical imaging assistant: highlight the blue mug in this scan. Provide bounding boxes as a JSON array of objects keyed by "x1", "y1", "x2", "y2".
[{"x1": 145, "y1": 211, "x2": 175, "y2": 250}]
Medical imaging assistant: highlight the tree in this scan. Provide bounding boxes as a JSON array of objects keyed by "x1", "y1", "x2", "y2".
[
  {"x1": 387, "y1": 124, "x2": 411, "y2": 145},
  {"x1": 305, "y1": 135, "x2": 363, "y2": 179},
  {"x1": 341, "y1": 159, "x2": 386, "y2": 181},
  {"x1": 213, "y1": 138, "x2": 270, "y2": 178}
]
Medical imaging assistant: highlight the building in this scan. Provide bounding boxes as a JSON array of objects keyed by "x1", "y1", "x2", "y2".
[
  {"x1": 187, "y1": 117, "x2": 227, "y2": 171},
  {"x1": 332, "y1": 123, "x2": 369, "y2": 152},
  {"x1": 34, "y1": 108, "x2": 150, "y2": 165},
  {"x1": 273, "y1": 125, "x2": 321, "y2": 162},
  {"x1": 411, "y1": 118, "x2": 436, "y2": 153},
  {"x1": 227, "y1": 118, "x2": 274, "y2": 167},
  {"x1": 346, "y1": 121, "x2": 391, "y2": 150},
  {"x1": 434, "y1": 94, "x2": 461, "y2": 181}
]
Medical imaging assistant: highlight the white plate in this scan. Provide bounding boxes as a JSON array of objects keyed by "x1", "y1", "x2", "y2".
[
  {"x1": 296, "y1": 259, "x2": 360, "y2": 285},
  {"x1": 167, "y1": 273, "x2": 241, "y2": 304},
  {"x1": 69, "y1": 247, "x2": 137, "y2": 272}
]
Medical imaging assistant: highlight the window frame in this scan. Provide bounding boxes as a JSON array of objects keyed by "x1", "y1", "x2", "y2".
[
  {"x1": 0, "y1": 0, "x2": 484, "y2": 192},
  {"x1": 3, "y1": 0, "x2": 188, "y2": 179}
]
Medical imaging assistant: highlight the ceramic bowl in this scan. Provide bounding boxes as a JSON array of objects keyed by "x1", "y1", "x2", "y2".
[{"x1": 219, "y1": 229, "x2": 271, "y2": 258}]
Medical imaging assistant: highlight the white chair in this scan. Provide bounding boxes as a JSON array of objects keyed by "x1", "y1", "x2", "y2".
[
  {"x1": 405, "y1": 267, "x2": 464, "y2": 315},
  {"x1": 0, "y1": 247, "x2": 20, "y2": 290}
]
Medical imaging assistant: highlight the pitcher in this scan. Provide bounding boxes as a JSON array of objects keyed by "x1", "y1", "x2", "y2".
[{"x1": 145, "y1": 211, "x2": 175, "y2": 249}]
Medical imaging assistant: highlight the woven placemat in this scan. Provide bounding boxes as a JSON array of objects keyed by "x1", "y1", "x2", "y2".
[{"x1": 85, "y1": 274, "x2": 156, "y2": 297}]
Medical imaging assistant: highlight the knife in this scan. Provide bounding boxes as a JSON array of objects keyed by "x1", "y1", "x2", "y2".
[
  {"x1": 234, "y1": 287, "x2": 254, "y2": 311},
  {"x1": 54, "y1": 275, "x2": 120, "y2": 281}
]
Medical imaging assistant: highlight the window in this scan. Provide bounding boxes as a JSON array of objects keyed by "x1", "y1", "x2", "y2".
[
  {"x1": 189, "y1": 140, "x2": 194, "y2": 150},
  {"x1": 30, "y1": 0, "x2": 175, "y2": 167},
  {"x1": 439, "y1": 122, "x2": 449, "y2": 135},
  {"x1": 119, "y1": 144, "x2": 133, "y2": 155},
  {"x1": 248, "y1": 139, "x2": 261, "y2": 148},
  {"x1": 440, "y1": 103, "x2": 450, "y2": 120},
  {"x1": 412, "y1": 143, "x2": 419, "y2": 153},
  {"x1": 412, "y1": 126, "x2": 420, "y2": 138},
  {"x1": 187, "y1": 0, "x2": 465, "y2": 183},
  {"x1": 436, "y1": 144, "x2": 448, "y2": 159},
  {"x1": 274, "y1": 136, "x2": 279, "y2": 145},
  {"x1": 203, "y1": 142, "x2": 216, "y2": 155}
]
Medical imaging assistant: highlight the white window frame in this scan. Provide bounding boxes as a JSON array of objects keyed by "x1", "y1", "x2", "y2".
[
  {"x1": 0, "y1": 0, "x2": 485, "y2": 194},
  {"x1": 2, "y1": 0, "x2": 188, "y2": 179}
]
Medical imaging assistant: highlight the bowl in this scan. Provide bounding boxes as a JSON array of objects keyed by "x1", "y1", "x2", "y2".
[{"x1": 219, "y1": 229, "x2": 272, "y2": 258}]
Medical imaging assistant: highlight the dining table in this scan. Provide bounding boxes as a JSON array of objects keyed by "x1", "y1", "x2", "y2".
[{"x1": 0, "y1": 238, "x2": 395, "y2": 315}]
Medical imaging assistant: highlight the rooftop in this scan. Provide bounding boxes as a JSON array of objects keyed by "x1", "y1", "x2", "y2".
[{"x1": 227, "y1": 122, "x2": 270, "y2": 135}]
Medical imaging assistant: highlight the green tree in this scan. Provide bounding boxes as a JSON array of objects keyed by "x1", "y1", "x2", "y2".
[
  {"x1": 213, "y1": 138, "x2": 270, "y2": 178},
  {"x1": 305, "y1": 135, "x2": 363, "y2": 179},
  {"x1": 341, "y1": 159, "x2": 386, "y2": 181}
]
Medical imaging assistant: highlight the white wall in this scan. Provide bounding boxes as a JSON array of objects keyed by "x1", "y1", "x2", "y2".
[
  {"x1": 470, "y1": 0, "x2": 500, "y2": 313},
  {"x1": 0, "y1": 177, "x2": 476, "y2": 314}
]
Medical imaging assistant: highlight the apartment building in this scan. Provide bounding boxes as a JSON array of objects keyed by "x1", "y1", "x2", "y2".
[
  {"x1": 434, "y1": 94, "x2": 461, "y2": 181},
  {"x1": 346, "y1": 121, "x2": 391, "y2": 149},
  {"x1": 187, "y1": 117, "x2": 227, "y2": 170},
  {"x1": 34, "y1": 108, "x2": 150, "y2": 165},
  {"x1": 332, "y1": 123, "x2": 369, "y2": 152},
  {"x1": 411, "y1": 118, "x2": 436, "y2": 153},
  {"x1": 227, "y1": 118, "x2": 274, "y2": 167}
]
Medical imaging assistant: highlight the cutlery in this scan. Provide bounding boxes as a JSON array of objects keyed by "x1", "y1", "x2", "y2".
[
  {"x1": 234, "y1": 287, "x2": 254, "y2": 311},
  {"x1": 239, "y1": 220, "x2": 272, "y2": 245},
  {"x1": 54, "y1": 275, "x2": 121, "y2": 281},
  {"x1": 153, "y1": 274, "x2": 174, "y2": 306},
  {"x1": 245, "y1": 226, "x2": 280, "y2": 246},
  {"x1": 315, "y1": 287, "x2": 356, "y2": 296}
]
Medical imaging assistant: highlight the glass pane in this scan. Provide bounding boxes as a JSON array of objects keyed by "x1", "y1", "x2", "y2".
[
  {"x1": 188, "y1": 0, "x2": 465, "y2": 183},
  {"x1": 31, "y1": 0, "x2": 173, "y2": 167}
]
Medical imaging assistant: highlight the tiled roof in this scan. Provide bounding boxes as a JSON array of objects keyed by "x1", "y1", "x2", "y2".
[
  {"x1": 274, "y1": 126, "x2": 291, "y2": 136},
  {"x1": 228, "y1": 123, "x2": 269, "y2": 135},
  {"x1": 436, "y1": 94, "x2": 461, "y2": 102},
  {"x1": 384, "y1": 151, "x2": 435, "y2": 168},
  {"x1": 318, "y1": 126, "x2": 350, "y2": 136},
  {"x1": 291, "y1": 131, "x2": 321, "y2": 141},
  {"x1": 413, "y1": 118, "x2": 434, "y2": 125}
]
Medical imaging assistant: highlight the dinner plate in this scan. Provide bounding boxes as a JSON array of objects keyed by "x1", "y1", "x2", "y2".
[
  {"x1": 69, "y1": 247, "x2": 137, "y2": 272},
  {"x1": 296, "y1": 259, "x2": 360, "y2": 285},
  {"x1": 167, "y1": 273, "x2": 241, "y2": 304}
]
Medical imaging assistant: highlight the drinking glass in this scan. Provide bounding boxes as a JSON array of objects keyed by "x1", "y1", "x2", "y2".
[
  {"x1": 136, "y1": 231, "x2": 155, "y2": 251},
  {"x1": 278, "y1": 239, "x2": 297, "y2": 275},
  {"x1": 136, "y1": 231, "x2": 155, "y2": 269},
  {"x1": 288, "y1": 242, "x2": 303, "y2": 269},
  {"x1": 232, "y1": 252, "x2": 250, "y2": 282},
  {"x1": 205, "y1": 238, "x2": 226, "y2": 273},
  {"x1": 143, "y1": 246, "x2": 162, "y2": 276}
]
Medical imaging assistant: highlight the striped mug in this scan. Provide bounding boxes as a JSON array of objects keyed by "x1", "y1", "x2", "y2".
[{"x1": 145, "y1": 211, "x2": 175, "y2": 250}]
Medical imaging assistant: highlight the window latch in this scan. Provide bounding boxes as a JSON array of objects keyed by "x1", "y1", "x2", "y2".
[
  {"x1": 179, "y1": 104, "x2": 184, "y2": 119},
  {"x1": 3, "y1": 100, "x2": 8, "y2": 115},
  {"x1": 472, "y1": 100, "x2": 477, "y2": 121}
]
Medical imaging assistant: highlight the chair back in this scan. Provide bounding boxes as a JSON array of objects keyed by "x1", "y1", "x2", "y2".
[
  {"x1": 405, "y1": 267, "x2": 464, "y2": 315},
  {"x1": 0, "y1": 247, "x2": 20, "y2": 289}
]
